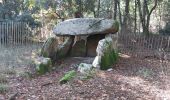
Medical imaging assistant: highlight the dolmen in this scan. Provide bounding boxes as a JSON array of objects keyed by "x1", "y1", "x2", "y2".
[{"x1": 39, "y1": 18, "x2": 119, "y2": 74}]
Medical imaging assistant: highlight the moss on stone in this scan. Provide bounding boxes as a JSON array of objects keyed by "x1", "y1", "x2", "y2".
[
  {"x1": 100, "y1": 40, "x2": 119, "y2": 70},
  {"x1": 100, "y1": 50, "x2": 118, "y2": 70},
  {"x1": 36, "y1": 59, "x2": 52, "y2": 75},
  {"x1": 59, "y1": 70, "x2": 76, "y2": 84}
]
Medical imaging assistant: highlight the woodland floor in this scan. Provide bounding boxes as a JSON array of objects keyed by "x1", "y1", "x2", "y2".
[{"x1": 0, "y1": 52, "x2": 169, "y2": 100}]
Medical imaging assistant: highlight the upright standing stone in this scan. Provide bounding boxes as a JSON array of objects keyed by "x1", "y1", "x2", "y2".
[
  {"x1": 92, "y1": 34, "x2": 118, "y2": 70},
  {"x1": 56, "y1": 36, "x2": 74, "y2": 59},
  {"x1": 41, "y1": 37, "x2": 58, "y2": 59}
]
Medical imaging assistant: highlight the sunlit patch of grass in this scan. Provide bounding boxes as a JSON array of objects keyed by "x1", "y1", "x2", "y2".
[
  {"x1": 18, "y1": 72, "x2": 32, "y2": 79},
  {"x1": 2, "y1": 68, "x2": 16, "y2": 75},
  {"x1": 0, "y1": 75, "x2": 8, "y2": 83},
  {"x1": 0, "y1": 84, "x2": 9, "y2": 93},
  {"x1": 137, "y1": 68, "x2": 153, "y2": 78}
]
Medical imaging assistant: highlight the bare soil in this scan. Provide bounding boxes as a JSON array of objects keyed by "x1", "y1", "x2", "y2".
[{"x1": 2, "y1": 53, "x2": 170, "y2": 100}]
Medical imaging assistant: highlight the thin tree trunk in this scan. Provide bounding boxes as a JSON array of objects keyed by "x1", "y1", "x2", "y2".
[
  {"x1": 117, "y1": 0, "x2": 122, "y2": 26},
  {"x1": 97, "y1": 0, "x2": 100, "y2": 17},
  {"x1": 146, "y1": 0, "x2": 158, "y2": 34},
  {"x1": 114, "y1": 0, "x2": 118, "y2": 20},
  {"x1": 137, "y1": 0, "x2": 158, "y2": 35},
  {"x1": 134, "y1": 0, "x2": 137, "y2": 33},
  {"x1": 122, "y1": 0, "x2": 130, "y2": 32}
]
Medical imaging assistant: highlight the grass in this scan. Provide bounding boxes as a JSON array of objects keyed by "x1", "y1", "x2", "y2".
[
  {"x1": 1, "y1": 68, "x2": 16, "y2": 75},
  {"x1": 0, "y1": 75, "x2": 8, "y2": 83},
  {"x1": 18, "y1": 72, "x2": 32, "y2": 79},
  {"x1": 137, "y1": 68, "x2": 153, "y2": 78},
  {"x1": 59, "y1": 70, "x2": 76, "y2": 84},
  {"x1": 0, "y1": 68, "x2": 16, "y2": 94},
  {"x1": 0, "y1": 84, "x2": 9, "y2": 93}
]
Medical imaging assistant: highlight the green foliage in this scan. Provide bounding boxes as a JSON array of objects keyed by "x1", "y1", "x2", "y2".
[
  {"x1": 0, "y1": 84, "x2": 9, "y2": 93},
  {"x1": 0, "y1": 75, "x2": 8, "y2": 83},
  {"x1": 41, "y1": 51, "x2": 48, "y2": 58},
  {"x1": 18, "y1": 72, "x2": 32, "y2": 79},
  {"x1": 59, "y1": 70, "x2": 76, "y2": 84},
  {"x1": 2, "y1": 68, "x2": 16, "y2": 75},
  {"x1": 0, "y1": 0, "x2": 24, "y2": 19},
  {"x1": 137, "y1": 68, "x2": 153, "y2": 78}
]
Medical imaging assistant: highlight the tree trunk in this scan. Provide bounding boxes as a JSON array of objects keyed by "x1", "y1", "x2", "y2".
[
  {"x1": 134, "y1": 0, "x2": 137, "y2": 33},
  {"x1": 122, "y1": 0, "x2": 130, "y2": 32},
  {"x1": 117, "y1": 0, "x2": 122, "y2": 26},
  {"x1": 137, "y1": 0, "x2": 158, "y2": 35},
  {"x1": 113, "y1": 0, "x2": 118, "y2": 20},
  {"x1": 97, "y1": 0, "x2": 100, "y2": 17},
  {"x1": 146, "y1": 0, "x2": 158, "y2": 35}
]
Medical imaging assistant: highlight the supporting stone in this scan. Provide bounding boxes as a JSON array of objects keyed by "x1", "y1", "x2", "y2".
[
  {"x1": 41, "y1": 37, "x2": 58, "y2": 60},
  {"x1": 56, "y1": 36, "x2": 74, "y2": 59},
  {"x1": 92, "y1": 34, "x2": 118, "y2": 70}
]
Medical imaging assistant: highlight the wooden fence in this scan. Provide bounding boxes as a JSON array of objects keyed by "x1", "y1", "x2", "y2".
[
  {"x1": 118, "y1": 32, "x2": 170, "y2": 58},
  {"x1": 0, "y1": 21, "x2": 31, "y2": 45},
  {"x1": 0, "y1": 21, "x2": 54, "y2": 46}
]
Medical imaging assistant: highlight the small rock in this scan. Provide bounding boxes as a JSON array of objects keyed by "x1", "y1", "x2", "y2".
[
  {"x1": 92, "y1": 56, "x2": 101, "y2": 68},
  {"x1": 78, "y1": 63, "x2": 93, "y2": 74},
  {"x1": 107, "y1": 68, "x2": 113, "y2": 72}
]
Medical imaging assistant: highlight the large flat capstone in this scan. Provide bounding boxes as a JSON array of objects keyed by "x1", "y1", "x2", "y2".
[{"x1": 53, "y1": 18, "x2": 119, "y2": 36}]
